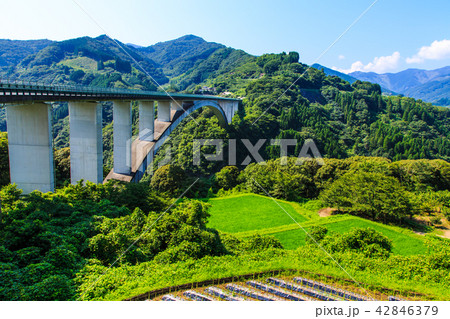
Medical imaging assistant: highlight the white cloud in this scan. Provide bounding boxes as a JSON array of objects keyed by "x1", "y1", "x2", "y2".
[
  {"x1": 332, "y1": 51, "x2": 401, "y2": 74},
  {"x1": 406, "y1": 39, "x2": 450, "y2": 64},
  {"x1": 338, "y1": 55, "x2": 345, "y2": 60}
]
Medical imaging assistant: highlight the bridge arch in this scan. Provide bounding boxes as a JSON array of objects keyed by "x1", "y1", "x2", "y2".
[{"x1": 130, "y1": 99, "x2": 234, "y2": 182}]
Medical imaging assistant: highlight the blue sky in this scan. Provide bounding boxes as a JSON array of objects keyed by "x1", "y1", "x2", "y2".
[{"x1": 1, "y1": 0, "x2": 449, "y2": 74}]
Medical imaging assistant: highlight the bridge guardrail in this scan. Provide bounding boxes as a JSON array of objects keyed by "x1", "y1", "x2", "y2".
[{"x1": 0, "y1": 77, "x2": 241, "y2": 103}]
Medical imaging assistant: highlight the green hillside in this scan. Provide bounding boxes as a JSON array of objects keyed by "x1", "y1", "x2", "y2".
[
  {"x1": 139, "y1": 34, "x2": 225, "y2": 77},
  {"x1": 0, "y1": 39, "x2": 53, "y2": 68},
  {"x1": 1, "y1": 35, "x2": 450, "y2": 301},
  {"x1": 1, "y1": 35, "x2": 166, "y2": 89}
]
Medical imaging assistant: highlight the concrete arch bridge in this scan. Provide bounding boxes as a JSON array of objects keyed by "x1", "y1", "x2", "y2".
[{"x1": 0, "y1": 81, "x2": 239, "y2": 193}]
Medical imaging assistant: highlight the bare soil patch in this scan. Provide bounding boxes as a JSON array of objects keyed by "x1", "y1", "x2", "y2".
[{"x1": 317, "y1": 207, "x2": 337, "y2": 217}]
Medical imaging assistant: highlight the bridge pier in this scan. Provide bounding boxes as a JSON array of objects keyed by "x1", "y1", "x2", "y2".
[
  {"x1": 113, "y1": 101, "x2": 132, "y2": 175},
  {"x1": 171, "y1": 100, "x2": 183, "y2": 111},
  {"x1": 69, "y1": 101, "x2": 103, "y2": 184},
  {"x1": 6, "y1": 102, "x2": 54, "y2": 194},
  {"x1": 138, "y1": 101, "x2": 154, "y2": 141},
  {"x1": 219, "y1": 101, "x2": 239, "y2": 124},
  {"x1": 158, "y1": 101, "x2": 171, "y2": 122}
]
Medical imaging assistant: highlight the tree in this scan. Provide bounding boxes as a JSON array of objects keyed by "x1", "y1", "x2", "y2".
[
  {"x1": 69, "y1": 69, "x2": 85, "y2": 82},
  {"x1": 114, "y1": 58, "x2": 132, "y2": 73},
  {"x1": 215, "y1": 166, "x2": 240, "y2": 190},
  {"x1": 54, "y1": 147, "x2": 70, "y2": 186},
  {"x1": 287, "y1": 51, "x2": 300, "y2": 63},
  {"x1": 320, "y1": 171, "x2": 412, "y2": 223},
  {"x1": 97, "y1": 60, "x2": 104, "y2": 71},
  {"x1": 0, "y1": 132, "x2": 9, "y2": 186},
  {"x1": 150, "y1": 164, "x2": 186, "y2": 195},
  {"x1": 306, "y1": 225, "x2": 328, "y2": 245},
  {"x1": 243, "y1": 234, "x2": 283, "y2": 251},
  {"x1": 263, "y1": 59, "x2": 281, "y2": 74}
]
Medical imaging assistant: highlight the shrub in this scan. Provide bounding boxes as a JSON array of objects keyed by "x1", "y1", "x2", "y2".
[
  {"x1": 323, "y1": 228, "x2": 392, "y2": 258},
  {"x1": 431, "y1": 216, "x2": 442, "y2": 225},
  {"x1": 243, "y1": 234, "x2": 283, "y2": 251},
  {"x1": 215, "y1": 166, "x2": 240, "y2": 190},
  {"x1": 306, "y1": 225, "x2": 328, "y2": 245},
  {"x1": 153, "y1": 241, "x2": 202, "y2": 264}
]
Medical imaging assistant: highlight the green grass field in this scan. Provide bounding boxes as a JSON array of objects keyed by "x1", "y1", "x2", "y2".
[
  {"x1": 206, "y1": 193, "x2": 429, "y2": 256},
  {"x1": 58, "y1": 56, "x2": 97, "y2": 71},
  {"x1": 272, "y1": 220, "x2": 427, "y2": 255},
  {"x1": 206, "y1": 194, "x2": 307, "y2": 233}
]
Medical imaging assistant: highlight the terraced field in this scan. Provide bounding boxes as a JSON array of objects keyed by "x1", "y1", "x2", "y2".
[
  {"x1": 207, "y1": 194, "x2": 307, "y2": 233},
  {"x1": 206, "y1": 194, "x2": 429, "y2": 256}
]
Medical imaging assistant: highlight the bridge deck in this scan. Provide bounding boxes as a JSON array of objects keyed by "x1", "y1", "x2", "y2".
[{"x1": 0, "y1": 82, "x2": 239, "y2": 104}]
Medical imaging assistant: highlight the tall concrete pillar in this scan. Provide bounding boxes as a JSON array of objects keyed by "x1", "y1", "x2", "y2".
[
  {"x1": 69, "y1": 101, "x2": 103, "y2": 184},
  {"x1": 158, "y1": 101, "x2": 171, "y2": 122},
  {"x1": 113, "y1": 101, "x2": 132, "y2": 174},
  {"x1": 6, "y1": 103, "x2": 54, "y2": 193},
  {"x1": 219, "y1": 100, "x2": 237, "y2": 124},
  {"x1": 171, "y1": 100, "x2": 183, "y2": 111},
  {"x1": 139, "y1": 101, "x2": 154, "y2": 141}
]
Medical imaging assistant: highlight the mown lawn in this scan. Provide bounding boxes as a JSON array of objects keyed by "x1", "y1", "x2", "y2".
[{"x1": 206, "y1": 194, "x2": 307, "y2": 233}]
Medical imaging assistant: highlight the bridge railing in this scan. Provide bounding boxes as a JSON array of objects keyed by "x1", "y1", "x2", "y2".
[
  {"x1": 0, "y1": 77, "x2": 241, "y2": 103},
  {"x1": 0, "y1": 77, "x2": 165, "y2": 97}
]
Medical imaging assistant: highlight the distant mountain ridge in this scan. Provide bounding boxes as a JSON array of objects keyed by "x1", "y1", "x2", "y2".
[
  {"x1": 311, "y1": 63, "x2": 397, "y2": 95},
  {"x1": 349, "y1": 67, "x2": 450, "y2": 106},
  {"x1": 311, "y1": 63, "x2": 359, "y2": 84},
  {"x1": 313, "y1": 63, "x2": 450, "y2": 106}
]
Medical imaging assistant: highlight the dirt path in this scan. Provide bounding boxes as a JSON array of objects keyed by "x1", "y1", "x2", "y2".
[
  {"x1": 317, "y1": 207, "x2": 336, "y2": 217},
  {"x1": 441, "y1": 229, "x2": 450, "y2": 239}
]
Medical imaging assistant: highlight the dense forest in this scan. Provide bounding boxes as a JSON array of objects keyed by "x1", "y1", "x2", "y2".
[{"x1": 153, "y1": 52, "x2": 450, "y2": 180}]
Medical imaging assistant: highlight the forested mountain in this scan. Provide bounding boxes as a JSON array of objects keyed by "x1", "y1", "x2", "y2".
[
  {"x1": 1, "y1": 35, "x2": 449, "y2": 107},
  {"x1": 156, "y1": 52, "x2": 450, "y2": 177},
  {"x1": 0, "y1": 35, "x2": 449, "y2": 170},
  {"x1": 0, "y1": 34, "x2": 248, "y2": 91},
  {"x1": 0, "y1": 35, "x2": 166, "y2": 89},
  {"x1": 139, "y1": 34, "x2": 225, "y2": 77},
  {"x1": 0, "y1": 39, "x2": 53, "y2": 68},
  {"x1": 136, "y1": 34, "x2": 253, "y2": 91}
]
